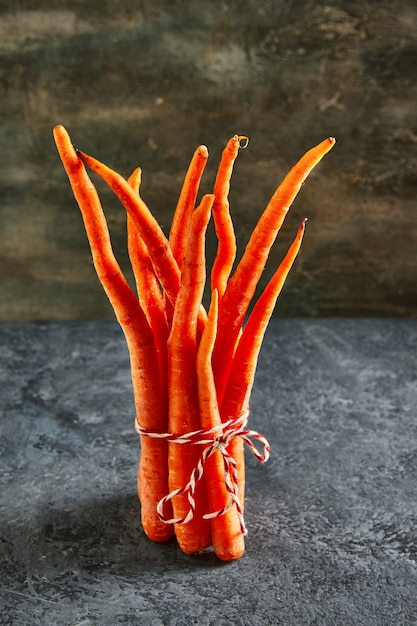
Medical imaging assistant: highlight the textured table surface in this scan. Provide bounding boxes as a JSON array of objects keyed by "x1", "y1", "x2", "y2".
[{"x1": 1, "y1": 318, "x2": 417, "y2": 625}]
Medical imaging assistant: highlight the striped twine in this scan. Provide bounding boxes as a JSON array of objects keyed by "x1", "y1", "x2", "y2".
[{"x1": 135, "y1": 412, "x2": 270, "y2": 535}]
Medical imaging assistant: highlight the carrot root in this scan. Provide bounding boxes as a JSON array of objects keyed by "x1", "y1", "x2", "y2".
[
  {"x1": 166, "y1": 194, "x2": 214, "y2": 554},
  {"x1": 53, "y1": 125, "x2": 172, "y2": 542},
  {"x1": 197, "y1": 289, "x2": 245, "y2": 561}
]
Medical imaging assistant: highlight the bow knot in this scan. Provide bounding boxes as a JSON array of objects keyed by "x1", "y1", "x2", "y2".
[{"x1": 136, "y1": 413, "x2": 270, "y2": 535}]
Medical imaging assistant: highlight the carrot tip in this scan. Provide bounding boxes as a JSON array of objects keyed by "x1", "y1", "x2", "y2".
[{"x1": 198, "y1": 145, "x2": 209, "y2": 157}]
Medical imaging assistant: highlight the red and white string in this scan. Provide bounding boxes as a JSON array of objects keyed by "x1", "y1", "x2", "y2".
[{"x1": 135, "y1": 412, "x2": 270, "y2": 535}]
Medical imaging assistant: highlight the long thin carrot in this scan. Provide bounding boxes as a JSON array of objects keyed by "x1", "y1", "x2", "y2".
[
  {"x1": 211, "y1": 135, "x2": 248, "y2": 298},
  {"x1": 165, "y1": 144, "x2": 208, "y2": 328},
  {"x1": 127, "y1": 168, "x2": 169, "y2": 394},
  {"x1": 196, "y1": 288, "x2": 245, "y2": 561},
  {"x1": 213, "y1": 137, "x2": 335, "y2": 403},
  {"x1": 53, "y1": 125, "x2": 172, "y2": 543},
  {"x1": 127, "y1": 168, "x2": 164, "y2": 318},
  {"x1": 77, "y1": 148, "x2": 182, "y2": 308},
  {"x1": 166, "y1": 193, "x2": 214, "y2": 554},
  {"x1": 169, "y1": 144, "x2": 209, "y2": 269},
  {"x1": 78, "y1": 148, "x2": 207, "y2": 328},
  {"x1": 223, "y1": 218, "x2": 307, "y2": 412},
  {"x1": 219, "y1": 219, "x2": 307, "y2": 509}
]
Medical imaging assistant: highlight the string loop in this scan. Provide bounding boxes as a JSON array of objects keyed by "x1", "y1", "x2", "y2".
[{"x1": 135, "y1": 412, "x2": 270, "y2": 535}]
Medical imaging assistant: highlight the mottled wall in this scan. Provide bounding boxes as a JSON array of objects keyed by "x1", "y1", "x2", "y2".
[{"x1": 1, "y1": 0, "x2": 416, "y2": 320}]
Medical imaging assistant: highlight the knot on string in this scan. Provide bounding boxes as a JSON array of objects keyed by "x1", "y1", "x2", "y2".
[{"x1": 135, "y1": 412, "x2": 270, "y2": 535}]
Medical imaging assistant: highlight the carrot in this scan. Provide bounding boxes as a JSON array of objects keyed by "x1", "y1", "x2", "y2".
[
  {"x1": 78, "y1": 148, "x2": 207, "y2": 328},
  {"x1": 55, "y1": 125, "x2": 333, "y2": 560},
  {"x1": 164, "y1": 144, "x2": 208, "y2": 328},
  {"x1": 127, "y1": 168, "x2": 164, "y2": 318},
  {"x1": 127, "y1": 168, "x2": 169, "y2": 394},
  {"x1": 213, "y1": 137, "x2": 335, "y2": 403},
  {"x1": 77, "y1": 149, "x2": 181, "y2": 308},
  {"x1": 224, "y1": 218, "x2": 307, "y2": 411},
  {"x1": 166, "y1": 194, "x2": 214, "y2": 554},
  {"x1": 53, "y1": 125, "x2": 172, "y2": 543},
  {"x1": 220, "y1": 219, "x2": 307, "y2": 508},
  {"x1": 169, "y1": 144, "x2": 209, "y2": 269},
  {"x1": 196, "y1": 288, "x2": 245, "y2": 561},
  {"x1": 211, "y1": 135, "x2": 248, "y2": 298}
]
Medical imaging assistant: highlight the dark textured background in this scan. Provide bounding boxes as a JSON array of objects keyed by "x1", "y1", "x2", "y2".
[{"x1": 1, "y1": 0, "x2": 417, "y2": 320}]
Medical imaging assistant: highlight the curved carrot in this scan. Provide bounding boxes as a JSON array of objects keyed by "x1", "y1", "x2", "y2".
[
  {"x1": 220, "y1": 219, "x2": 306, "y2": 508},
  {"x1": 213, "y1": 137, "x2": 335, "y2": 403},
  {"x1": 211, "y1": 135, "x2": 248, "y2": 298},
  {"x1": 77, "y1": 148, "x2": 182, "y2": 308},
  {"x1": 169, "y1": 144, "x2": 209, "y2": 269},
  {"x1": 127, "y1": 168, "x2": 169, "y2": 394},
  {"x1": 78, "y1": 148, "x2": 208, "y2": 328},
  {"x1": 225, "y1": 218, "x2": 307, "y2": 408},
  {"x1": 53, "y1": 125, "x2": 172, "y2": 542},
  {"x1": 127, "y1": 168, "x2": 164, "y2": 317},
  {"x1": 167, "y1": 194, "x2": 214, "y2": 554},
  {"x1": 165, "y1": 144, "x2": 208, "y2": 328},
  {"x1": 196, "y1": 289, "x2": 245, "y2": 561}
]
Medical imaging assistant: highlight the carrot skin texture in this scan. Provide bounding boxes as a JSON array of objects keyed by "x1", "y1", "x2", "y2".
[
  {"x1": 167, "y1": 194, "x2": 214, "y2": 554},
  {"x1": 197, "y1": 289, "x2": 245, "y2": 560},
  {"x1": 211, "y1": 136, "x2": 246, "y2": 298},
  {"x1": 220, "y1": 219, "x2": 306, "y2": 508},
  {"x1": 223, "y1": 219, "x2": 307, "y2": 412},
  {"x1": 77, "y1": 149, "x2": 182, "y2": 307},
  {"x1": 78, "y1": 149, "x2": 207, "y2": 327},
  {"x1": 166, "y1": 145, "x2": 208, "y2": 329},
  {"x1": 127, "y1": 169, "x2": 169, "y2": 396},
  {"x1": 213, "y1": 137, "x2": 335, "y2": 403},
  {"x1": 169, "y1": 144, "x2": 209, "y2": 269},
  {"x1": 53, "y1": 125, "x2": 172, "y2": 542}
]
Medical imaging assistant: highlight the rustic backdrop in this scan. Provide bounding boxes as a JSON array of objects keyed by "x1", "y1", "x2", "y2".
[{"x1": 1, "y1": 0, "x2": 416, "y2": 320}]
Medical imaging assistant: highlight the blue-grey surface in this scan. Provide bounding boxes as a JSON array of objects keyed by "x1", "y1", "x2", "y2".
[{"x1": 1, "y1": 318, "x2": 417, "y2": 625}]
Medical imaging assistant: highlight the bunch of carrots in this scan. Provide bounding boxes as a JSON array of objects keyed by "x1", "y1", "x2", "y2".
[{"x1": 54, "y1": 125, "x2": 334, "y2": 561}]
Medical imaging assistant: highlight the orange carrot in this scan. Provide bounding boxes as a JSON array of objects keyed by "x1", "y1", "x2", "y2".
[
  {"x1": 220, "y1": 219, "x2": 307, "y2": 508},
  {"x1": 224, "y1": 218, "x2": 307, "y2": 412},
  {"x1": 196, "y1": 288, "x2": 245, "y2": 561},
  {"x1": 213, "y1": 137, "x2": 335, "y2": 403},
  {"x1": 165, "y1": 144, "x2": 208, "y2": 328},
  {"x1": 169, "y1": 144, "x2": 209, "y2": 269},
  {"x1": 127, "y1": 168, "x2": 164, "y2": 318},
  {"x1": 127, "y1": 168, "x2": 169, "y2": 394},
  {"x1": 77, "y1": 149, "x2": 182, "y2": 308},
  {"x1": 211, "y1": 135, "x2": 248, "y2": 298},
  {"x1": 166, "y1": 194, "x2": 214, "y2": 554},
  {"x1": 53, "y1": 125, "x2": 172, "y2": 543},
  {"x1": 78, "y1": 148, "x2": 208, "y2": 328}
]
